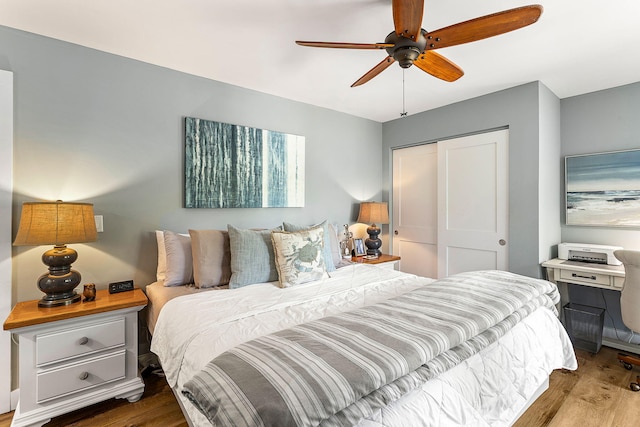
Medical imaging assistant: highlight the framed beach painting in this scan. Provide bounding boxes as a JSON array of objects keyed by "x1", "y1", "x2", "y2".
[
  {"x1": 184, "y1": 117, "x2": 305, "y2": 208},
  {"x1": 565, "y1": 149, "x2": 640, "y2": 227}
]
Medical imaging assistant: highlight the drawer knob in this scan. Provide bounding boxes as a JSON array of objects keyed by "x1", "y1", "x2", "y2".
[
  {"x1": 79, "y1": 371, "x2": 89, "y2": 380},
  {"x1": 78, "y1": 337, "x2": 89, "y2": 345}
]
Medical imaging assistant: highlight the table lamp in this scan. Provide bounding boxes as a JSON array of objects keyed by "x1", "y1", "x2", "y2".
[
  {"x1": 13, "y1": 201, "x2": 97, "y2": 307},
  {"x1": 356, "y1": 201, "x2": 390, "y2": 257}
]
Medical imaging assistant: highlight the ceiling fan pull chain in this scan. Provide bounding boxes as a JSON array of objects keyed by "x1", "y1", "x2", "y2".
[{"x1": 401, "y1": 69, "x2": 408, "y2": 117}]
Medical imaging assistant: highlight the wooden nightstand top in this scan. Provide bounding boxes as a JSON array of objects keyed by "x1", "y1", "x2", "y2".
[
  {"x1": 3, "y1": 288, "x2": 148, "y2": 330},
  {"x1": 352, "y1": 254, "x2": 401, "y2": 265}
]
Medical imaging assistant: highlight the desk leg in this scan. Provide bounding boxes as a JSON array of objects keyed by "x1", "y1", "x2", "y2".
[
  {"x1": 557, "y1": 281, "x2": 569, "y2": 322},
  {"x1": 544, "y1": 268, "x2": 568, "y2": 322}
]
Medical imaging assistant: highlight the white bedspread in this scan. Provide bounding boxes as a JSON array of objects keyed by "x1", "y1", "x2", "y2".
[{"x1": 151, "y1": 265, "x2": 576, "y2": 426}]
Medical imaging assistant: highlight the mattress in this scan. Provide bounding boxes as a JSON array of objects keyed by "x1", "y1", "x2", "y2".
[{"x1": 145, "y1": 281, "x2": 227, "y2": 335}]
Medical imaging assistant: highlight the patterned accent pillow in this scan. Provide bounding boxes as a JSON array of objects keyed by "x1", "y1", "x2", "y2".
[
  {"x1": 282, "y1": 220, "x2": 336, "y2": 272},
  {"x1": 271, "y1": 226, "x2": 330, "y2": 288},
  {"x1": 228, "y1": 225, "x2": 280, "y2": 288}
]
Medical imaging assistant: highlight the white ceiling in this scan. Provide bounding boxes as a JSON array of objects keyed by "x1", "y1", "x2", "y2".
[{"x1": 1, "y1": 0, "x2": 639, "y2": 122}]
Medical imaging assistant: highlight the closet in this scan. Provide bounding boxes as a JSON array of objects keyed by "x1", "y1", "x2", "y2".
[{"x1": 392, "y1": 129, "x2": 508, "y2": 278}]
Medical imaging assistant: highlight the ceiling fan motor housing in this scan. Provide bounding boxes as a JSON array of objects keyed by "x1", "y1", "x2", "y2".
[{"x1": 385, "y1": 30, "x2": 427, "y2": 68}]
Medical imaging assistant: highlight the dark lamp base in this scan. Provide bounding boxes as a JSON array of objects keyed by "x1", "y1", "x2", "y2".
[
  {"x1": 37, "y1": 244, "x2": 83, "y2": 307},
  {"x1": 365, "y1": 223, "x2": 383, "y2": 257},
  {"x1": 38, "y1": 292, "x2": 82, "y2": 308}
]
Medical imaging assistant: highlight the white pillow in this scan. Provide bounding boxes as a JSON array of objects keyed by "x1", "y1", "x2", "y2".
[
  {"x1": 155, "y1": 230, "x2": 167, "y2": 281},
  {"x1": 156, "y1": 230, "x2": 191, "y2": 282},
  {"x1": 160, "y1": 230, "x2": 193, "y2": 286}
]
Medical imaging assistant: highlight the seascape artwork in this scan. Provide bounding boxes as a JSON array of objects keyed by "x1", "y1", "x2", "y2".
[
  {"x1": 566, "y1": 149, "x2": 640, "y2": 227},
  {"x1": 185, "y1": 117, "x2": 305, "y2": 208}
]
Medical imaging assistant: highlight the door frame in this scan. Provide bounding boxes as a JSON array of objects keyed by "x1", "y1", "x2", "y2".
[{"x1": 0, "y1": 69, "x2": 14, "y2": 413}]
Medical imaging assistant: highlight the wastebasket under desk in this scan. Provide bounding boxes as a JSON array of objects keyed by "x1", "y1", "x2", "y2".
[
  {"x1": 563, "y1": 303, "x2": 605, "y2": 353},
  {"x1": 541, "y1": 259, "x2": 640, "y2": 353}
]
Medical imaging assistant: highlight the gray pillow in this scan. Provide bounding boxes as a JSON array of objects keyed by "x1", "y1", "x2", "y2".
[
  {"x1": 282, "y1": 220, "x2": 336, "y2": 272},
  {"x1": 227, "y1": 225, "x2": 280, "y2": 288}
]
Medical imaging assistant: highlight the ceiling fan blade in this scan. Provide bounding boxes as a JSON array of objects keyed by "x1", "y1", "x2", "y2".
[
  {"x1": 296, "y1": 41, "x2": 393, "y2": 49},
  {"x1": 392, "y1": 0, "x2": 424, "y2": 40},
  {"x1": 425, "y1": 4, "x2": 543, "y2": 50},
  {"x1": 414, "y1": 51, "x2": 464, "y2": 82},
  {"x1": 351, "y1": 56, "x2": 396, "y2": 87}
]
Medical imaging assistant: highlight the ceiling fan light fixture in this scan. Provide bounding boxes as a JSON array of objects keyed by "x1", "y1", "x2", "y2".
[
  {"x1": 385, "y1": 30, "x2": 427, "y2": 69},
  {"x1": 394, "y1": 46, "x2": 421, "y2": 68}
]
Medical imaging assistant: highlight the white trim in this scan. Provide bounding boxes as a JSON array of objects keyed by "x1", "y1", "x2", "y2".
[
  {"x1": 0, "y1": 69, "x2": 14, "y2": 414},
  {"x1": 10, "y1": 389, "x2": 19, "y2": 411},
  {"x1": 602, "y1": 337, "x2": 640, "y2": 354}
]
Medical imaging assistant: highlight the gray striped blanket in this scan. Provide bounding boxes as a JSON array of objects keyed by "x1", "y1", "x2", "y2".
[{"x1": 182, "y1": 270, "x2": 559, "y2": 427}]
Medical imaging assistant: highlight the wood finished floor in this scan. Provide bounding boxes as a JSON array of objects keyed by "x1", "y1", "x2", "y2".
[{"x1": 1, "y1": 346, "x2": 639, "y2": 427}]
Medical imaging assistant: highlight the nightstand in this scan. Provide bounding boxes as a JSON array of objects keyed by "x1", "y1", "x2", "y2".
[
  {"x1": 352, "y1": 254, "x2": 401, "y2": 269},
  {"x1": 3, "y1": 288, "x2": 147, "y2": 427}
]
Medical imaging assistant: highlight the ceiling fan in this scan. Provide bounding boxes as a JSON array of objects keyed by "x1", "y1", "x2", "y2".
[{"x1": 296, "y1": 1, "x2": 543, "y2": 87}]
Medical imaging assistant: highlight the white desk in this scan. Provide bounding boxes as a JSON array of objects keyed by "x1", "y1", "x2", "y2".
[
  {"x1": 541, "y1": 258, "x2": 625, "y2": 290},
  {"x1": 541, "y1": 258, "x2": 637, "y2": 353}
]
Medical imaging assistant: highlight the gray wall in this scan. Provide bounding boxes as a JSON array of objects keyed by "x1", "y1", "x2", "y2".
[
  {"x1": 381, "y1": 81, "x2": 561, "y2": 278},
  {"x1": 560, "y1": 81, "x2": 640, "y2": 343},
  {"x1": 538, "y1": 83, "x2": 562, "y2": 261},
  {"x1": 561, "y1": 81, "x2": 640, "y2": 249},
  {"x1": 1, "y1": 26, "x2": 382, "y2": 303}
]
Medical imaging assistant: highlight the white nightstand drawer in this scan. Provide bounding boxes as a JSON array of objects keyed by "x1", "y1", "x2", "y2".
[
  {"x1": 559, "y1": 269, "x2": 611, "y2": 287},
  {"x1": 36, "y1": 317, "x2": 125, "y2": 366},
  {"x1": 376, "y1": 261, "x2": 398, "y2": 269},
  {"x1": 37, "y1": 350, "x2": 126, "y2": 403}
]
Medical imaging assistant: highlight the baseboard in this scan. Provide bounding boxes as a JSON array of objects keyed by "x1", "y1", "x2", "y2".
[
  {"x1": 10, "y1": 388, "x2": 19, "y2": 411},
  {"x1": 602, "y1": 338, "x2": 640, "y2": 354}
]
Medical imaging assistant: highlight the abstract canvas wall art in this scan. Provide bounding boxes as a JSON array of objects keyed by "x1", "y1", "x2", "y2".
[
  {"x1": 566, "y1": 149, "x2": 640, "y2": 227},
  {"x1": 185, "y1": 117, "x2": 305, "y2": 208}
]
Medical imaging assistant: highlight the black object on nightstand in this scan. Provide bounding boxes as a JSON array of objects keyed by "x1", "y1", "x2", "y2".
[{"x1": 109, "y1": 280, "x2": 134, "y2": 294}]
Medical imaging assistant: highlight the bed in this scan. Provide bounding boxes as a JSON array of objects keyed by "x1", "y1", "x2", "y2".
[{"x1": 148, "y1": 225, "x2": 577, "y2": 427}]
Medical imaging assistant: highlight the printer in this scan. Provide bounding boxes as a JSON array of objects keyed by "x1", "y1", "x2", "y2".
[{"x1": 558, "y1": 242, "x2": 623, "y2": 265}]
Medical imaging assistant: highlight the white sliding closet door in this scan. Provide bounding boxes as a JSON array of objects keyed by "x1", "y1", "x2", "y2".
[
  {"x1": 437, "y1": 129, "x2": 508, "y2": 277},
  {"x1": 392, "y1": 143, "x2": 438, "y2": 278}
]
